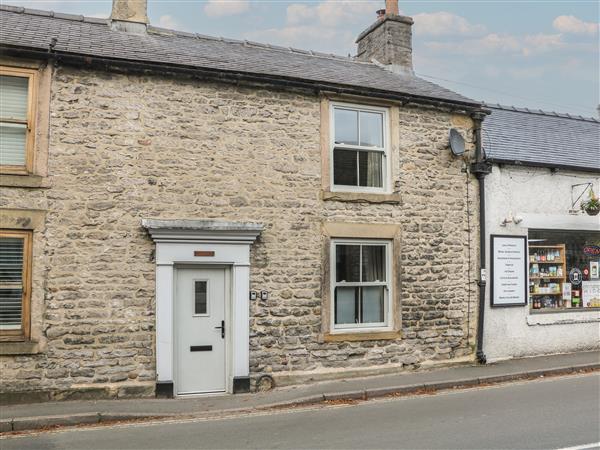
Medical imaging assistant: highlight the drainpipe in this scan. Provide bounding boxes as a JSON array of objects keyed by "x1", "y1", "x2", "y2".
[{"x1": 470, "y1": 111, "x2": 492, "y2": 364}]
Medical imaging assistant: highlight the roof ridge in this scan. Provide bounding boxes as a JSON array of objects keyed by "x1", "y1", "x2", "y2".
[
  {"x1": 0, "y1": 3, "x2": 108, "y2": 24},
  {"x1": 148, "y1": 27, "x2": 358, "y2": 64},
  {"x1": 483, "y1": 102, "x2": 599, "y2": 123}
]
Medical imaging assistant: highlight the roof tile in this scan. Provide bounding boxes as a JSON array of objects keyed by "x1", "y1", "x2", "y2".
[
  {"x1": 0, "y1": 5, "x2": 480, "y2": 106},
  {"x1": 483, "y1": 104, "x2": 600, "y2": 172}
]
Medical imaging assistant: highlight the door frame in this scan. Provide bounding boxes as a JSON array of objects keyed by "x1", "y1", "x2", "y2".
[
  {"x1": 173, "y1": 264, "x2": 232, "y2": 396},
  {"x1": 142, "y1": 219, "x2": 263, "y2": 397}
]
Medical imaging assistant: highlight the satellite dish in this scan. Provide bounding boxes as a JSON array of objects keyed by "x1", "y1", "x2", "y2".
[{"x1": 449, "y1": 128, "x2": 465, "y2": 156}]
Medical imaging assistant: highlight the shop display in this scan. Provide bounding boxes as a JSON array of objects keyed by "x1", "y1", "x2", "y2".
[
  {"x1": 529, "y1": 245, "x2": 566, "y2": 310},
  {"x1": 528, "y1": 230, "x2": 600, "y2": 312}
]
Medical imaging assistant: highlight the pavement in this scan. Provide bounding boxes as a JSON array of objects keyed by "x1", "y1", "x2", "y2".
[
  {"x1": 3, "y1": 372, "x2": 599, "y2": 449},
  {"x1": 1, "y1": 350, "x2": 598, "y2": 434}
]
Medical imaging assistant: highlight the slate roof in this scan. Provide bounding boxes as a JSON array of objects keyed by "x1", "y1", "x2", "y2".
[
  {"x1": 483, "y1": 104, "x2": 600, "y2": 172},
  {"x1": 0, "y1": 4, "x2": 481, "y2": 108}
]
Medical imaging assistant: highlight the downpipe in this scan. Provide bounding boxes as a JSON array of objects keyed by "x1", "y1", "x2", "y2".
[{"x1": 471, "y1": 112, "x2": 491, "y2": 365}]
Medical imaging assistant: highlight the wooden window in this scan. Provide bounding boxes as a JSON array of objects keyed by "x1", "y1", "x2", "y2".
[
  {"x1": 330, "y1": 102, "x2": 390, "y2": 193},
  {"x1": 331, "y1": 239, "x2": 392, "y2": 331},
  {"x1": 0, "y1": 230, "x2": 32, "y2": 340},
  {"x1": 0, "y1": 66, "x2": 37, "y2": 175}
]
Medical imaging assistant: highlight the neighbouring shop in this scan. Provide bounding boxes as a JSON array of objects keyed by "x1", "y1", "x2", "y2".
[{"x1": 481, "y1": 103, "x2": 600, "y2": 362}]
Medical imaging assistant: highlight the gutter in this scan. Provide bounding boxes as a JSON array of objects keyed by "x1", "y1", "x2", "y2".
[
  {"x1": 486, "y1": 158, "x2": 600, "y2": 175},
  {"x1": 0, "y1": 44, "x2": 487, "y2": 115},
  {"x1": 471, "y1": 112, "x2": 492, "y2": 364}
]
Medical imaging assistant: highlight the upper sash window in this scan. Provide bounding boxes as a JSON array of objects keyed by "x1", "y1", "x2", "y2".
[{"x1": 330, "y1": 103, "x2": 389, "y2": 193}]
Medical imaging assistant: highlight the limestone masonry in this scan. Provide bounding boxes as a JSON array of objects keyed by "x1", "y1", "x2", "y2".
[{"x1": 0, "y1": 65, "x2": 480, "y2": 399}]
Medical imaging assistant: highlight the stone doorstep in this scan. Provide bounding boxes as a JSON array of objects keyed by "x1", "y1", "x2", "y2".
[{"x1": 2, "y1": 363, "x2": 598, "y2": 434}]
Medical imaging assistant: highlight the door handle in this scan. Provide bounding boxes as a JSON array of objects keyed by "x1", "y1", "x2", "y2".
[{"x1": 214, "y1": 320, "x2": 225, "y2": 339}]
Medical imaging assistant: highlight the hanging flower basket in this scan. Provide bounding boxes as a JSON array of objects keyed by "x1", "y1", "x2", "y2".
[{"x1": 581, "y1": 188, "x2": 600, "y2": 216}]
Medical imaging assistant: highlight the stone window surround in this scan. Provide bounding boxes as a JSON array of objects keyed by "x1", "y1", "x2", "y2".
[
  {"x1": 0, "y1": 208, "x2": 46, "y2": 355},
  {"x1": 321, "y1": 222, "x2": 402, "y2": 342},
  {"x1": 320, "y1": 94, "x2": 402, "y2": 205},
  {"x1": 0, "y1": 58, "x2": 52, "y2": 188}
]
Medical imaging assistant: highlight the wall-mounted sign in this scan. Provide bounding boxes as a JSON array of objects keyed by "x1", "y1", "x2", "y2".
[
  {"x1": 583, "y1": 245, "x2": 600, "y2": 257},
  {"x1": 591, "y1": 261, "x2": 599, "y2": 280},
  {"x1": 490, "y1": 235, "x2": 528, "y2": 307},
  {"x1": 569, "y1": 268, "x2": 582, "y2": 285}
]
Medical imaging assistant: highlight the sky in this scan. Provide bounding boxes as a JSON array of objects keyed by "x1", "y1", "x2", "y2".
[{"x1": 4, "y1": 0, "x2": 599, "y2": 117}]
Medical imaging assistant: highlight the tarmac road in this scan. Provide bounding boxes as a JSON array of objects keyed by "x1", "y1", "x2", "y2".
[{"x1": 2, "y1": 372, "x2": 599, "y2": 450}]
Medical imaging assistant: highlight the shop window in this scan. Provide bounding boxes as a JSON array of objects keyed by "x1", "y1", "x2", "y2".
[
  {"x1": 0, "y1": 66, "x2": 37, "y2": 175},
  {"x1": 0, "y1": 229, "x2": 32, "y2": 340},
  {"x1": 331, "y1": 239, "x2": 391, "y2": 329},
  {"x1": 528, "y1": 229, "x2": 600, "y2": 311},
  {"x1": 330, "y1": 103, "x2": 389, "y2": 193}
]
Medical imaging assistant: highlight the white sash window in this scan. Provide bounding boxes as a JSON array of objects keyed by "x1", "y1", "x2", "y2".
[
  {"x1": 330, "y1": 102, "x2": 390, "y2": 193},
  {"x1": 331, "y1": 239, "x2": 392, "y2": 330}
]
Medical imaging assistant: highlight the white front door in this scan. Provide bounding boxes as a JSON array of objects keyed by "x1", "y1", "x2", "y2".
[{"x1": 175, "y1": 267, "x2": 227, "y2": 395}]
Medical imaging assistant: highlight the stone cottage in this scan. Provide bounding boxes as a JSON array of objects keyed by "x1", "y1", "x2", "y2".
[{"x1": 0, "y1": 0, "x2": 486, "y2": 401}]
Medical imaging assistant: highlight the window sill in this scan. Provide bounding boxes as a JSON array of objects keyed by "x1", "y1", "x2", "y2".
[
  {"x1": 527, "y1": 309, "x2": 600, "y2": 326},
  {"x1": 321, "y1": 190, "x2": 402, "y2": 205},
  {"x1": 529, "y1": 307, "x2": 600, "y2": 315},
  {"x1": 0, "y1": 174, "x2": 50, "y2": 189},
  {"x1": 0, "y1": 340, "x2": 41, "y2": 355},
  {"x1": 323, "y1": 330, "x2": 401, "y2": 342}
]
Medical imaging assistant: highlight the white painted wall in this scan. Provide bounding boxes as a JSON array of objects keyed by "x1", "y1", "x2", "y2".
[{"x1": 483, "y1": 165, "x2": 600, "y2": 362}]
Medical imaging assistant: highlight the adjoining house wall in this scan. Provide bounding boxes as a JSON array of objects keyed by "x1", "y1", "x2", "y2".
[
  {"x1": 483, "y1": 165, "x2": 600, "y2": 362},
  {"x1": 0, "y1": 64, "x2": 479, "y2": 399}
]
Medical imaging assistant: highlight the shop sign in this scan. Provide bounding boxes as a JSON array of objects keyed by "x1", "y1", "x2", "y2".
[
  {"x1": 569, "y1": 268, "x2": 582, "y2": 286},
  {"x1": 583, "y1": 245, "x2": 600, "y2": 257},
  {"x1": 582, "y1": 281, "x2": 600, "y2": 308},
  {"x1": 591, "y1": 262, "x2": 599, "y2": 280},
  {"x1": 490, "y1": 235, "x2": 528, "y2": 307}
]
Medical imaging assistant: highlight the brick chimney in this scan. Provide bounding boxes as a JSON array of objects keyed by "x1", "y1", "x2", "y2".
[
  {"x1": 110, "y1": 0, "x2": 148, "y2": 33},
  {"x1": 356, "y1": 0, "x2": 414, "y2": 74}
]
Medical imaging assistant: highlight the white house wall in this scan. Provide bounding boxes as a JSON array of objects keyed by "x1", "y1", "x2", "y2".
[{"x1": 484, "y1": 165, "x2": 600, "y2": 362}]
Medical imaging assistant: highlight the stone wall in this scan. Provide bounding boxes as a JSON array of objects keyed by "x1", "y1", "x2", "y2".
[{"x1": 0, "y1": 64, "x2": 479, "y2": 397}]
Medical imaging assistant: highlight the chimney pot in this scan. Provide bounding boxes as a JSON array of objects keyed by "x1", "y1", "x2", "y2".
[{"x1": 385, "y1": 0, "x2": 399, "y2": 16}]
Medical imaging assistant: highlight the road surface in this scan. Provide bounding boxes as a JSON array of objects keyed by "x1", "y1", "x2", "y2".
[{"x1": 2, "y1": 373, "x2": 599, "y2": 449}]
